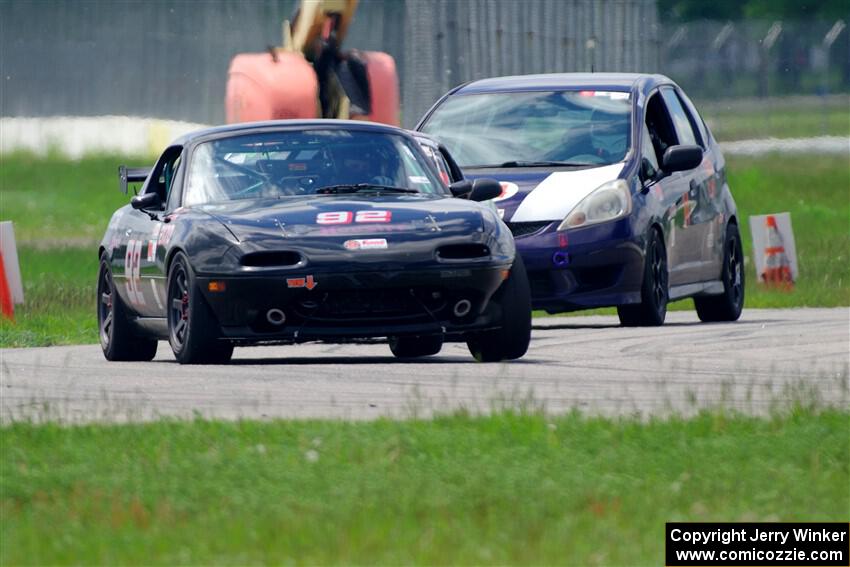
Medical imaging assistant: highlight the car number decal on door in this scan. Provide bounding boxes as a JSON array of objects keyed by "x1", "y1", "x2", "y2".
[{"x1": 124, "y1": 239, "x2": 146, "y2": 306}]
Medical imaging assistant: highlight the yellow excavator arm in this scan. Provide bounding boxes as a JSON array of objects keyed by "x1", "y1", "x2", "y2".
[
  {"x1": 225, "y1": 0, "x2": 398, "y2": 125},
  {"x1": 282, "y1": 0, "x2": 358, "y2": 56}
]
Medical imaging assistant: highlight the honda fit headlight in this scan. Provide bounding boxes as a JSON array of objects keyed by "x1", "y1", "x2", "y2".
[{"x1": 557, "y1": 179, "x2": 632, "y2": 230}]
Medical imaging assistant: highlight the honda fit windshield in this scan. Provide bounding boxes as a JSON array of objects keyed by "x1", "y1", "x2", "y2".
[
  {"x1": 184, "y1": 129, "x2": 443, "y2": 206},
  {"x1": 420, "y1": 90, "x2": 632, "y2": 168}
]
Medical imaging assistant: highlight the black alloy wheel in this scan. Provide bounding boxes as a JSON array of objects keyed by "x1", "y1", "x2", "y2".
[
  {"x1": 168, "y1": 261, "x2": 191, "y2": 351},
  {"x1": 98, "y1": 263, "x2": 115, "y2": 348},
  {"x1": 166, "y1": 252, "x2": 234, "y2": 364},
  {"x1": 97, "y1": 257, "x2": 157, "y2": 361},
  {"x1": 466, "y1": 253, "x2": 532, "y2": 362},
  {"x1": 617, "y1": 229, "x2": 668, "y2": 327},
  {"x1": 694, "y1": 223, "x2": 745, "y2": 322}
]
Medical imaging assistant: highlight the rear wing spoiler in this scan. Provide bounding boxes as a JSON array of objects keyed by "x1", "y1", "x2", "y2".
[{"x1": 118, "y1": 165, "x2": 151, "y2": 194}]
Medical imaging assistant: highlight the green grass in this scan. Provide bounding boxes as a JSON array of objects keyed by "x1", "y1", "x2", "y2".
[
  {"x1": 0, "y1": 247, "x2": 97, "y2": 347},
  {"x1": 0, "y1": 152, "x2": 139, "y2": 244},
  {"x1": 727, "y1": 153, "x2": 850, "y2": 307},
  {"x1": 0, "y1": 151, "x2": 140, "y2": 347},
  {"x1": 700, "y1": 95, "x2": 850, "y2": 141},
  {"x1": 0, "y1": 153, "x2": 847, "y2": 347},
  {"x1": 2, "y1": 409, "x2": 847, "y2": 565}
]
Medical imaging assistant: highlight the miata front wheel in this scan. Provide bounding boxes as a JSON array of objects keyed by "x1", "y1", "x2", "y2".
[
  {"x1": 166, "y1": 252, "x2": 233, "y2": 364},
  {"x1": 466, "y1": 254, "x2": 532, "y2": 362}
]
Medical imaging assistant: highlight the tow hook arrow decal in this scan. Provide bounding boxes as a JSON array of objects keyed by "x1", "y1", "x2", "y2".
[{"x1": 286, "y1": 275, "x2": 318, "y2": 290}]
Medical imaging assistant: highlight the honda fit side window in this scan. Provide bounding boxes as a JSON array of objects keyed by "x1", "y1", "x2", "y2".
[{"x1": 659, "y1": 88, "x2": 699, "y2": 148}]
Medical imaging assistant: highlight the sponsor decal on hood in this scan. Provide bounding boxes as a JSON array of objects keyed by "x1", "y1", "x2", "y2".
[{"x1": 344, "y1": 238, "x2": 388, "y2": 250}]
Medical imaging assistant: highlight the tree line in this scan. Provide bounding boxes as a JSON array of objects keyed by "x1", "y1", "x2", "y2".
[{"x1": 659, "y1": 0, "x2": 848, "y2": 22}]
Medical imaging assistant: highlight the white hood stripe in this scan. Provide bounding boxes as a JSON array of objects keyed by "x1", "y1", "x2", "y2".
[{"x1": 510, "y1": 162, "x2": 625, "y2": 222}]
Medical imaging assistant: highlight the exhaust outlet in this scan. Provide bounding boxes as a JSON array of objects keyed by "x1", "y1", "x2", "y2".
[
  {"x1": 266, "y1": 308, "x2": 286, "y2": 326},
  {"x1": 452, "y1": 299, "x2": 472, "y2": 318}
]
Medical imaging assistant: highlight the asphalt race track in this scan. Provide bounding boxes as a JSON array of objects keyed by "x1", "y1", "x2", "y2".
[{"x1": 1, "y1": 308, "x2": 847, "y2": 423}]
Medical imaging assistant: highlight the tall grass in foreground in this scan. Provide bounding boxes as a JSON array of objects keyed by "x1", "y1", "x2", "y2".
[{"x1": 2, "y1": 409, "x2": 847, "y2": 565}]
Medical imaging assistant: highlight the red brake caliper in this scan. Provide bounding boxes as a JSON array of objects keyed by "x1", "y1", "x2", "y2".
[{"x1": 181, "y1": 292, "x2": 189, "y2": 320}]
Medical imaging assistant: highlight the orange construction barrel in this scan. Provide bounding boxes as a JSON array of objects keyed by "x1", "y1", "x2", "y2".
[
  {"x1": 226, "y1": 52, "x2": 319, "y2": 123},
  {"x1": 357, "y1": 51, "x2": 399, "y2": 126}
]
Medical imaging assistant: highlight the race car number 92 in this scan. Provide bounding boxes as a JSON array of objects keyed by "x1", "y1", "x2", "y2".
[
  {"x1": 124, "y1": 238, "x2": 145, "y2": 306},
  {"x1": 317, "y1": 211, "x2": 392, "y2": 224}
]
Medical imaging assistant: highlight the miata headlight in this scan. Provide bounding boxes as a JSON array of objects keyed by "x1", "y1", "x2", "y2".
[{"x1": 556, "y1": 179, "x2": 632, "y2": 230}]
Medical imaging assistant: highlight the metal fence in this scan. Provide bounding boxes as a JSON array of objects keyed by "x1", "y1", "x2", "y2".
[
  {"x1": 401, "y1": 0, "x2": 659, "y2": 125},
  {"x1": 0, "y1": 0, "x2": 658, "y2": 128},
  {"x1": 1, "y1": 1, "x2": 847, "y2": 130},
  {"x1": 663, "y1": 19, "x2": 850, "y2": 100}
]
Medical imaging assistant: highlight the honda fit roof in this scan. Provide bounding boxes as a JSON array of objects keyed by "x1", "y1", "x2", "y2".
[{"x1": 452, "y1": 73, "x2": 673, "y2": 95}]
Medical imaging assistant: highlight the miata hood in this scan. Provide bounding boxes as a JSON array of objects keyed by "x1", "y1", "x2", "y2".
[{"x1": 198, "y1": 194, "x2": 485, "y2": 242}]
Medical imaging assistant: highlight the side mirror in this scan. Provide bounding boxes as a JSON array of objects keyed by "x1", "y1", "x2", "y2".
[
  {"x1": 131, "y1": 192, "x2": 162, "y2": 211},
  {"x1": 468, "y1": 178, "x2": 502, "y2": 202},
  {"x1": 449, "y1": 179, "x2": 473, "y2": 197},
  {"x1": 662, "y1": 145, "x2": 703, "y2": 173}
]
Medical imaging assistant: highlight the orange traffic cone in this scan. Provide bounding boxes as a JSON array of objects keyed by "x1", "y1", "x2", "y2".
[
  {"x1": 0, "y1": 250, "x2": 15, "y2": 321},
  {"x1": 760, "y1": 215, "x2": 793, "y2": 290}
]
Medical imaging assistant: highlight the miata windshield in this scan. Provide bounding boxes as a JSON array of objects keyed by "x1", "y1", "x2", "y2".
[{"x1": 184, "y1": 130, "x2": 444, "y2": 206}]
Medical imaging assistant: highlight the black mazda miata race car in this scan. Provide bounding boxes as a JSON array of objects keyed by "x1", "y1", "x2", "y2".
[{"x1": 98, "y1": 120, "x2": 531, "y2": 364}]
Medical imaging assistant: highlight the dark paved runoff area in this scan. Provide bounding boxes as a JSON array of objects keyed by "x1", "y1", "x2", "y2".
[{"x1": 1, "y1": 308, "x2": 847, "y2": 423}]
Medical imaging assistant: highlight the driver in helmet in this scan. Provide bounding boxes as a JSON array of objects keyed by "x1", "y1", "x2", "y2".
[
  {"x1": 589, "y1": 108, "x2": 629, "y2": 162},
  {"x1": 333, "y1": 143, "x2": 398, "y2": 186}
]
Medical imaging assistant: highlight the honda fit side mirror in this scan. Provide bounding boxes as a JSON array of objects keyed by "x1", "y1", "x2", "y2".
[
  {"x1": 662, "y1": 145, "x2": 703, "y2": 173},
  {"x1": 468, "y1": 178, "x2": 502, "y2": 202}
]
